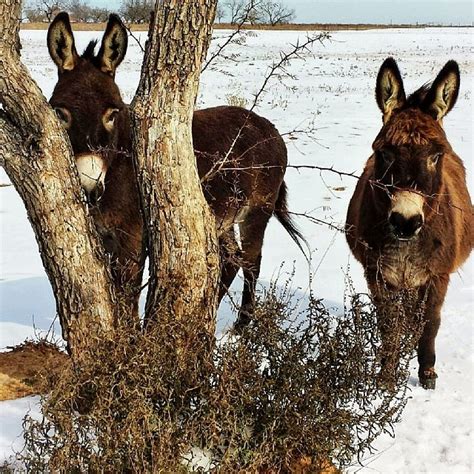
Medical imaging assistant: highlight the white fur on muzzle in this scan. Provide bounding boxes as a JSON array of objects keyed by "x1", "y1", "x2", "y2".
[
  {"x1": 390, "y1": 190, "x2": 425, "y2": 221},
  {"x1": 75, "y1": 154, "x2": 106, "y2": 193}
]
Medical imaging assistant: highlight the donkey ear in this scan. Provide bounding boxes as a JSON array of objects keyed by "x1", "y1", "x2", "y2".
[
  {"x1": 47, "y1": 12, "x2": 78, "y2": 72},
  {"x1": 375, "y1": 58, "x2": 406, "y2": 122},
  {"x1": 97, "y1": 14, "x2": 128, "y2": 76},
  {"x1": 422, "y1": 61, "x2": 460, "y2": 121}
]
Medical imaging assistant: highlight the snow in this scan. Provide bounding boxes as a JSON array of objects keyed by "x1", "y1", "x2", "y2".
[{"x1": 1, "y1": 26, "x2": 472, "y2": 472}]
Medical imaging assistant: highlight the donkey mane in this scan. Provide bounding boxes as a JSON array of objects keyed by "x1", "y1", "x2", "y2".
[
  {"x1": 403, "y1": 84, "x2": 430, "y2": 110},
  {"x1": 82, "y1": 40, "x2": 99, "y2": 60}
]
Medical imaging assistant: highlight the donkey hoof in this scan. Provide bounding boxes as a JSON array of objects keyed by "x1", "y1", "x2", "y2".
[{"x1": 419, "y1": 369, "x2": 437, "y2": 390}]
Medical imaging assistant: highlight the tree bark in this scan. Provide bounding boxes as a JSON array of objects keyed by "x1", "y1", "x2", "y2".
[
  {"x1": 0, "y1": 0, "x2": 116, "y2": 354},
  {"x1": 132, "y1": 1, "x2": 219, "y2": 359}
]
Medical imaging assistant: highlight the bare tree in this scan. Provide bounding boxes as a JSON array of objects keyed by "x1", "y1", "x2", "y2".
[
  {"x1": 225, "y1": 0, "x2": 260, "y2": 24},
  {"x1": 215, "y1": 3, "x2": 225, "y2": 23},
  {"x1": 132, "y1": 1, "x2": 219, "y2": 355},
  {"x1": 24, "y1": 0, "x2": 108, "y2": 23},
  {"x1": 119, "y1": 0, "x2": 153, "y2": 23},
  {"x1": 225, "y1": 0, "x2": 242, "y2": 24},
  {"x1": 1, "y1": 0, "x2": 218, "y2": 361},
  {"x1": 24, "y1": 0, "x2": 64, "y2": 21},
  {"x1": 1, "y1": 1, "x2": 116, "y2": 354},
  {"x1": 88, "y1": 5, "x2": 109, "y2": 22},
  {"x1": 24, "y1": 5, "x2": 46, "y2": 21},
  {"x1": 259, "y1": 0, "x2": 295, "y2": 25},
  {"x1": 67, "y1": 0, "x2": 87, "y2": 21}
]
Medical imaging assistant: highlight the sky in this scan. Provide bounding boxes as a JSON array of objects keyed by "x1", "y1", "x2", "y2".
[
  {"x1": 92, "y1": 0, "x2": 473, "y2": 25},
  {"x1": 289, "y1": 0, "x2": 472, "y2": 24}
]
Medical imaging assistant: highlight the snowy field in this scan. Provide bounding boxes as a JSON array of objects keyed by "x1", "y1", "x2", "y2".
[{"x1": 1, "y1": 27, "x2": 472, "y2": 472}]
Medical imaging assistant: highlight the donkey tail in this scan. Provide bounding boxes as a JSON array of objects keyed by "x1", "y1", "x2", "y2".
[{"x1": 274, "y1": 181, "x2": 309, "y2": 259}]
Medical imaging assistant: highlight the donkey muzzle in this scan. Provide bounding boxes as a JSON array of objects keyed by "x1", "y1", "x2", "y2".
[
  {"x1": 75, "y1": 154, "x2": 107, "y2": 204},
  {"x1": 86, "y1": 181, "x2": 105, "y2": 206},
  {"x1": 389, "y1": 190, "x2": 425, "y2": 241}
]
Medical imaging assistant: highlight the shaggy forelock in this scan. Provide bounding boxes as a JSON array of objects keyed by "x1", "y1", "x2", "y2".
[
  {"x1": 403, "y1": 84, "x2": 430, "y2": 110},
  {"x1": 82, "y1": 40, "x2": 99, "y2": 60}
]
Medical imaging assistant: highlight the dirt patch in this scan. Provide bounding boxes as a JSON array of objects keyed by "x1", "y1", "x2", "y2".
[
  {"x1": 20, "y1": 21, "x2": 438, "y2": 32},
  {"x1": 0, "y1": 341, "x2": 69, "y2": 401}
]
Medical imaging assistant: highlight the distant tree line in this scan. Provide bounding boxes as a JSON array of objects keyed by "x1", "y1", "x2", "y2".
[
  {"x1": 118, "y1": 0, "x2": 296, "y2": 26},
  {"x1": 24, "y1": 0, "x2": 109, "y2": 22},
  {"x1": 217, "y1": 0, "x2": 295, "y2": 26},
  {"x1": 23, "y1": 0, "x2": 295, "y2": 25}
]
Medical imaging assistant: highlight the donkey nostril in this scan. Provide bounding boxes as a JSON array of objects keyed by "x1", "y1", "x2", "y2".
[
  {"x1": 389, "y1": 212, "x2": 423, "y2": 239},
  {"x1": 389, "y1": 212, "x2": 404, "y2": 230},
  {"x1": 411, "y1": 214, "x2": 423, "y2": 231}
]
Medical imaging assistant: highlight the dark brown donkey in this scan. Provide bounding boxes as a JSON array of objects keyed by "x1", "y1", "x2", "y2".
[
  {"x1": 346, "y1": 58, "x2": 473, "y2": 389},
  {"x1": 47, "y1": 13, "x2": 305, "y2": 327}
]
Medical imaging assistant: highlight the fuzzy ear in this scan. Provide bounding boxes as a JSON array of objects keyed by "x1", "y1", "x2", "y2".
[
  {"x1": 375, "y1": 58, "x2": 406, "y2": 123},
  {"x1": 422, "y1": 61, "x2": 460, "y2": 121},
  {"x1": 96, "y1": 14, "x2": 128, "y2": 76},
  {"x1": 47, "y1": 12, "x2": 78, "y2": 72}
]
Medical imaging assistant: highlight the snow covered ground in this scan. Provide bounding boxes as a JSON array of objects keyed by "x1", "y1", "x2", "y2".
[{"x1": 1, "y1": 27, "x2": 472, "y2": 472}]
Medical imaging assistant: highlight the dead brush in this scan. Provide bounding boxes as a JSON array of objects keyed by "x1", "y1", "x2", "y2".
[
  {"x1": 0, "y1": 338, "x2": 67, "y2": 401},
  {"x1": 18, "y1": 279, "x2": 424, "y2": 472}
]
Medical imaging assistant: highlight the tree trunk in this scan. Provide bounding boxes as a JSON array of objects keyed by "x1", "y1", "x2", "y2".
[
  {"x1": 0, "y1": 0, "x2": 116, "y2": 355},
  {"x1": 132, "y1": 0, "x2": 219, "y2": 362}
]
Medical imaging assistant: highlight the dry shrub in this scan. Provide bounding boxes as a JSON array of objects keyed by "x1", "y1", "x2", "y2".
[
  {"x1": 0, "y1": 340, "x2": 68, "y2": 401},
  {"x1": 18, "y1": 280, "x2": 424, "y2": 472},
  {"x1": 226, "y1": 93, "x2": 248, "y2": 108}
]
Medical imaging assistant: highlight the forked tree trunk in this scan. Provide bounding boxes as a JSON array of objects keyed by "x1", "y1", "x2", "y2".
[
  {"x1": 1, "y1": 0, "x2": 219, "y2": 363},
  {"x1": 132, "y1": 1, "x2": 219, "y2": 358},
  {"x1": 0, "y1": 0, "x2": 116, "y2": 354}
]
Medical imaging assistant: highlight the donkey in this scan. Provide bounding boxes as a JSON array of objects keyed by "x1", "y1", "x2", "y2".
[
  {"x1": 47, "y1": 13, "x2": 305, "y2": 327},
  {"x1": 346, "y1": 58, "x2": 473, "y2": 389}
]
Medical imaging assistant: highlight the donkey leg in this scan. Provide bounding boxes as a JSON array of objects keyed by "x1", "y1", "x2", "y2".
[
  {"x1": 218, "y1": 230, "x2": 241, "y2": 303},
  {"x1": 417, "y1": 275, "x2": 448, "y2": 390},
  {"x1": 370, "y1": 283, "x2": 409, "y2": 389},
  {"x1": 234, "y1": 208, "x2": 271, "y2": 331}
]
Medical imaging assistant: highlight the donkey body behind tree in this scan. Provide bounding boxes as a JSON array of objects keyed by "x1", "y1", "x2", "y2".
[
  {"x1": 47, "y1": 13, "x2": 305, "y2": 327},
  {"x1": 346, "y1": 58, "x2": 473, "y2": 389}
]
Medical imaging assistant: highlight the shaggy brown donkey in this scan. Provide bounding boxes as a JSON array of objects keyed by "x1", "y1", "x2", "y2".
[
  {"x1": 47, "y1": 13, "x2": 305, "y2": 327},
  {"x1": 346, "y1": 58, "x2": 473, "y2": 389}
]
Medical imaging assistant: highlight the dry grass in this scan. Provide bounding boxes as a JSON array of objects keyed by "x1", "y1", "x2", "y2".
[
  {"x1": 20, "y1": 21, "x2": 439, "y2": 32},
  {"x1": 0, "y1": 340, "x2": 68, "y2": 401},
  {"x1": 16, "y1": 279, "x2": 423, "y2": 473}
]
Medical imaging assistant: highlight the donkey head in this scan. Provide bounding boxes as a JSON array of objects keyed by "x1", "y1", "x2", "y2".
[
  {"x1": 372, "y1": 58, "x2": 460, "y2": 241},
  {"x1": 48, "y1": 12, "x2": 128, "y2": 204}
]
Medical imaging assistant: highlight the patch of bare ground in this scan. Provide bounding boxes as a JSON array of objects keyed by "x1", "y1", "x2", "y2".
[
  {"x1": 0, "y1": 340, "x2": 68, "y2": 401},
  {"x1": 21, "y1": 21, "x2": 447, "y2": 31}
]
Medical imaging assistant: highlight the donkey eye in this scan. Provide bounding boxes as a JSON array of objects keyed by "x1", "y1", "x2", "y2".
[
  {"x1": 377, "y1": 150, "x2": 391, "y2": 163},
  {"x1": 54, "y1": 107, "x2": 71, "y2": 129},
  {"x1": 376, "y1": 150, "x2": 395, "y2": 173},
  {"x1": 103, "y1": 108, "x2": 120, "y2": 132}
]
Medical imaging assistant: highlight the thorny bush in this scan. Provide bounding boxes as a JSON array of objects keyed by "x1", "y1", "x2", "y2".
[{"x1": 19, "y1": 278, "x2": 424, "y2": 472}]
